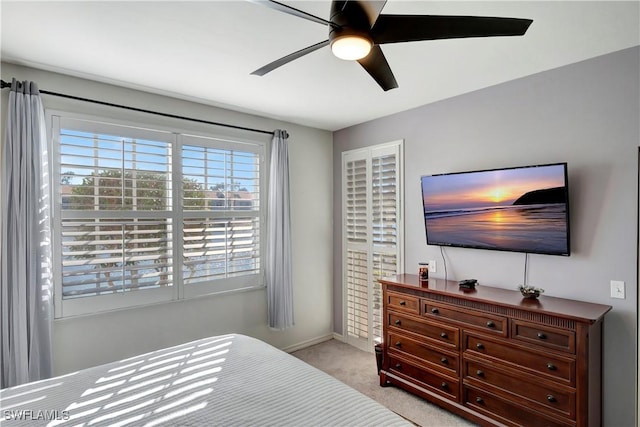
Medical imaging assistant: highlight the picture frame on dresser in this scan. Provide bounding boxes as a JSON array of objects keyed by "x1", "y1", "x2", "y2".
[{"x1": 379, "y1": 274, "x2": 612, "y2": 427}]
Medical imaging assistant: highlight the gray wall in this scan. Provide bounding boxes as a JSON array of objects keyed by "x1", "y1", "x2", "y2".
[
  {"x1": 1, "y1": 63, "x2": 334, "y2": 375},
  {"x1": 333, "y1": 47, "x2": 639, "y2": 426}
]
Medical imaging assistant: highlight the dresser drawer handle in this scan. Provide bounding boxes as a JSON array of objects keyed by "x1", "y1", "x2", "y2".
[
  {"x1": 395, "y1": 363, "x2": 402, "y2": 370},
  {"x1": 394, "y1": 319, "x2": 401, "y2": 325},
  {"x1": 399, "y1": 300, "x2": 407, "y2": 306},
  {"x1": 537, "y1": 332, "x2": 547, "y2": 340},
  {"x1": 476, "y1": 343, "x2": 484, "y2": 350},
  {"x1": 475, "y1": 397, "x2": 484, "y2": 404},
  {"x1": 395, "y1": 341, "x2": 402, "y2": 347},
  {"x1": 440, "y1": 332, "x2": 448, "y2": 339},
  {"x1": 431, "y1": 307, "x2": 439, "y2": 314},
  {"x1": 476, "y1": 370, "x2": 484, "y2": 377},
  {"x1": 547, "y1": 395, "x2": 557, "y2": 403},
  {"x1": 486, "y1": 321, "x2": 495, "y2": 328},
  {"x1": 441, "y1": 382, "x2": 448, "y2": 389},
  {"x1": 547, "y1": 363, "x2": 557, "y2": 371},
  {"x1": 441, "y1": 357, "x2": 448, "y2": 364}
]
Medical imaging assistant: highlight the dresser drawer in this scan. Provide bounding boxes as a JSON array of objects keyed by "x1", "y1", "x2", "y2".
[
  {"x1": 464, "y1": 385, "x2": 575, "y2": 427},
  {"x1": 464, "y1": 359, "x2": 575, "y2": 419},
  {"x1": 388, "y1": 355, "x2": 459, "y2": 401},
  {"x1": 387, "y1": 291, "x2": 420, "y2": 315},
  {"x1": 511, "y1": 320, "x2": 576, "y2": 354},
  {"x1": 464, "y1": 333, "x2": 575, "y2": 386},
  {"x1": 388, "y1": 331, "x2": 459, "y2": 377},
  {"x1": 389, "y1": 312, "x2": 459, "y2": 349},
  {"x1": 423, "y1": 300, "x2": 507, "y2": 337}
]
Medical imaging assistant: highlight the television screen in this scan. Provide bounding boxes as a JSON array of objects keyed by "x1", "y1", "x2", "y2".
[{"x1": 421, "y1": 163, "x2": 570, "y2": 256}]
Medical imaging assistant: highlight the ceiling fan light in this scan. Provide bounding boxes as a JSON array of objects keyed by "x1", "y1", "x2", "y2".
[{"x1": 331, "y1": 35, "x2": 372, "y2": 61}]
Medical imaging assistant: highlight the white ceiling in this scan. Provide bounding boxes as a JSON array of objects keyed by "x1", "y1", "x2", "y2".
[{"x1": 1, "y1": 1, "x2": 639, "y2": 131}]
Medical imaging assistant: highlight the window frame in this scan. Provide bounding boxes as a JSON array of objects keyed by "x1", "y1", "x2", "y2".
[{"x1": 48, "y1": 110, "x2": 267, "y2": 319}]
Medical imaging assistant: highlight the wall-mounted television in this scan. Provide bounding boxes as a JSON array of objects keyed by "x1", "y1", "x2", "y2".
[{"x1": 421, "y1": 163, "x2": 570, "y2": 256}]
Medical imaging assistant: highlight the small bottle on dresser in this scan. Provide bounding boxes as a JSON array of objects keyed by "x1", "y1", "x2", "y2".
[{"x1": 418, "y1": 262, "x2": 429, "y2": 283}]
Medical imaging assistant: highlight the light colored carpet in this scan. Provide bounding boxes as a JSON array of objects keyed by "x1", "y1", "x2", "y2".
[{"x1": 291, "y1": 339, "x2": 476, "y2": 427}]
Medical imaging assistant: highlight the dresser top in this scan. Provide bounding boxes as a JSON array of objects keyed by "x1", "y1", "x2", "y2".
[{"x1": 379, "y1": 274, "x2": 612, "y2": 323}]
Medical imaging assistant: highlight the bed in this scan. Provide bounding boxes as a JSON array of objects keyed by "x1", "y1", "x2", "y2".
[{"x1": 1, "y1": 334, "x2": 411, "y2": 426}]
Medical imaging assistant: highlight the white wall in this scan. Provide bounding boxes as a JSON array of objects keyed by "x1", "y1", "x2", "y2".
[
  {"x1": 333, "y1": 47, "x2": 639, "y2": 427},
  {"x1": 0, "y1": 63, "x2": 334, "y2": 375}
]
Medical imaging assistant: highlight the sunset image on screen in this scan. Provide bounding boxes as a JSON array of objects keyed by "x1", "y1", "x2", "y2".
[{"x1": 421, "y1": 164, "x2": 569, "y2": 255}]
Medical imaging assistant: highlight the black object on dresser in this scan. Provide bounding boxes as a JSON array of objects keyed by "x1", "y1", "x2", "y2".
[{"x1": 379, "y1": 274, "x2": 611, "y2": 427}]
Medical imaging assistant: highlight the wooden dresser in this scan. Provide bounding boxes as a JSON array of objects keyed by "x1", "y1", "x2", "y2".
[{"x1": 379, "y1": 274, "x2": 611, "y2": 427}]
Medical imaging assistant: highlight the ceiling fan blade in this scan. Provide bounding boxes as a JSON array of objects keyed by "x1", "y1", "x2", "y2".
[
  {"x1": 371, "y1": 15, "x2": 533, "y2": 44},
  {"x1": 251, "y1": 40, "x2": 330, "y2": 76},
  {"x1": 337, "y1": 0, "x2": 387, "y2": 27},
  {"x1": 249, "y1": 0, "x2": 332, "y2": 27},
  {"x1": 357, "y1": 45, "x2": 398, "y2": 91},
  {"x1": 362, "y1": 0, "x2": 387, "y2": 27}
]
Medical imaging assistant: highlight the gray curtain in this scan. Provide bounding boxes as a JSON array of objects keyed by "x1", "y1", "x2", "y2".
[
  {"x1": 267, "y1": 130, "x2": 294, "y2": 330},
  {"x1": 1, "y1": 79, "x2": 53, "y2": 388}
]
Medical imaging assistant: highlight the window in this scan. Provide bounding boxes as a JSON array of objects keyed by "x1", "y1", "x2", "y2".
[
  {"x1": 50, "y1": 113, "x2": 265, "y2": 318},
  {"x1": 342, "y1": 141, "x2": 403, "y2": 352}
]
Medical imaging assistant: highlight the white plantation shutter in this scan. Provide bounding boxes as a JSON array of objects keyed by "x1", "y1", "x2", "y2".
[
  {"x1": 371, "y1": 152, "x2": 399, "y2": 343},
  {"x1": 346, "y1": 249, "x2": 369, "y2": 339},
  {"x1": 61, "y1": 218, "x2": 172, "y2": 298},
  {"x1": 372, "y1": 252, "x2": 397, "y2": 343},
  {"x1": 342, "y1": 141, "x2": 403, "y2": 352},
  {"x1": 344, "y1": 157, "x2": 370, "y2": 343},
  {"x1": 345, "y1": 159, "x2": 367, "y2": 243},
  {"x1": 51, "y1": 114, "x2": 265, "y2": 317},
  {"x1": 181, "y1": 137, "x2": 263, "y2": 297},
  {"x1": 53, "y1": 117, "x2": 175, "y2": 316},
  {"x1": 372, "y1": 153, "x2": 398, "y2": 246},
  {"x1": 182, "y1": 217, "x2": 260, "y2": 284}
]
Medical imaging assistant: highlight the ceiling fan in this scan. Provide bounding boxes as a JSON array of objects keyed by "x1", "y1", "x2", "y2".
[{"x1": 250, "y1": 0, "x2": 533, "y2": 91}]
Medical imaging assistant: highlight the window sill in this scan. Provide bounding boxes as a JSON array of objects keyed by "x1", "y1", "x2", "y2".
[{"x1": 54, "y1": 283, "x2": 266, "y2": 322}]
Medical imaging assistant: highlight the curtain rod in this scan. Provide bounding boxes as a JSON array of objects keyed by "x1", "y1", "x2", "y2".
[{"x1": 0, "y1": 79, "x2": 275, "y2": 136}]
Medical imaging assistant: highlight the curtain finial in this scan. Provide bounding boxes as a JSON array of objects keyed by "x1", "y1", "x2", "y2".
[{"x1": 274, "y1": 129, "x2": 289, "y2": 140}]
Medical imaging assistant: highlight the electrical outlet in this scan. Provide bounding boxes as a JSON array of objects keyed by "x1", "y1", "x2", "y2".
[
  {"x1": 429, "y1": 260, "x2": 436, "y2": 273},
  {"x1": 610, "y1": 280, "x2": 625, "y2": 299}
]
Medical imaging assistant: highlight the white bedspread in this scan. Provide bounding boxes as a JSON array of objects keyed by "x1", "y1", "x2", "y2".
[{"x1": 1, "y1": 334, "x2": 411, "y2": 426}]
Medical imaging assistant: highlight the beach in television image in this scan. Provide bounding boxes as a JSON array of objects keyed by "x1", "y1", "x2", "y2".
[{"x1": 422, "y1": 164, "x2": 569, "y2": 255}]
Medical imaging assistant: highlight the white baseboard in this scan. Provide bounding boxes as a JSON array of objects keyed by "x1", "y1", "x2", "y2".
[
  {"x1": 281, "y1": 333, "x2": 334, "y2": 353},
  {"x1": 332, "y1": 332, "x2": 346, "y2": 342}
]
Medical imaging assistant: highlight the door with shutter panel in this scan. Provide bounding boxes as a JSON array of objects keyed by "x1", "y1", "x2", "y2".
[{"x1": 342, "y1": 141, "x2": 403, "y2": 352}]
